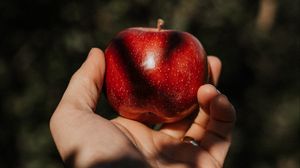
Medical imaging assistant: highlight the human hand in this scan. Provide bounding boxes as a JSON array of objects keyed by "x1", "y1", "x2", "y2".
[{"x1": 50, "y1": 48, "x2": 236, "y2": 168}]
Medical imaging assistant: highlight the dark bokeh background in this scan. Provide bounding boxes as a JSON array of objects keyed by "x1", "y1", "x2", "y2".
[{"x1": 0, "y1": 0, "x2": 299, "y2": 167}]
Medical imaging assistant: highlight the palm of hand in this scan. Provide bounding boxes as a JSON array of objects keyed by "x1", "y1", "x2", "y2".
[{"x1": 111, "y1": 115, "x2": 224, "y2": 168}]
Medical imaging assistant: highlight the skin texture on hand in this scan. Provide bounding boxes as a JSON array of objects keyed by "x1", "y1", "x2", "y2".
[{"x1": 50, "y1": 48, "x2": 236, "y2": 168}]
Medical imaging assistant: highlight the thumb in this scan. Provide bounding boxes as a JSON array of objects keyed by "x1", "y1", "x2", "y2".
[{"x1": 59, "y1": 48, "x2": 105, "y2": 112}]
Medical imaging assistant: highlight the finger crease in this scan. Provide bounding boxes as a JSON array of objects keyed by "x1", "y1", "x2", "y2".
[
  {"x1": 212, "y1": 117, "x2": 235, "y2": 123},
  {"x1": 192, "y1": 121, "x2": 207, "y2": 129},
  {"x1": 206, "y1": 129, "x2": 229, "y2": 141}
]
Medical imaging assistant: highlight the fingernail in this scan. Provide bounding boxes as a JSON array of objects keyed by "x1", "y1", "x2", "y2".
[{"x1": 216, "y1": 89, "x2": 221, "y2": 94}]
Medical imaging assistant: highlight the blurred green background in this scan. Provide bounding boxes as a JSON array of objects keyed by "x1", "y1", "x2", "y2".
[{"x1": 0, "y1": 0, "x2": 299, "y2": 167}]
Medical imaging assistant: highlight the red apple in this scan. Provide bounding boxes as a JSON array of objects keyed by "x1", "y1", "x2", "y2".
[{"x1": 105, "y1": 19, "x2": 208, "y2": 124}]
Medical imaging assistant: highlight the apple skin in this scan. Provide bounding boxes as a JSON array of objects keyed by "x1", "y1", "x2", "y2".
[{"x1": 105, "y1": 27, "x2": 208, "y2": 124}]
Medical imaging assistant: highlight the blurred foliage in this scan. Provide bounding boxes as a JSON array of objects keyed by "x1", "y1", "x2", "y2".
[{"x1": 0, "y1": 0, "x2": 299, "y2": 167}]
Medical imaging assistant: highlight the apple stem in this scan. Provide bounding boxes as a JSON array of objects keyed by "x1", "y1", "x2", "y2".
[{"x1": 157, "y1": 18, "x2": 164, "y2": 31}]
